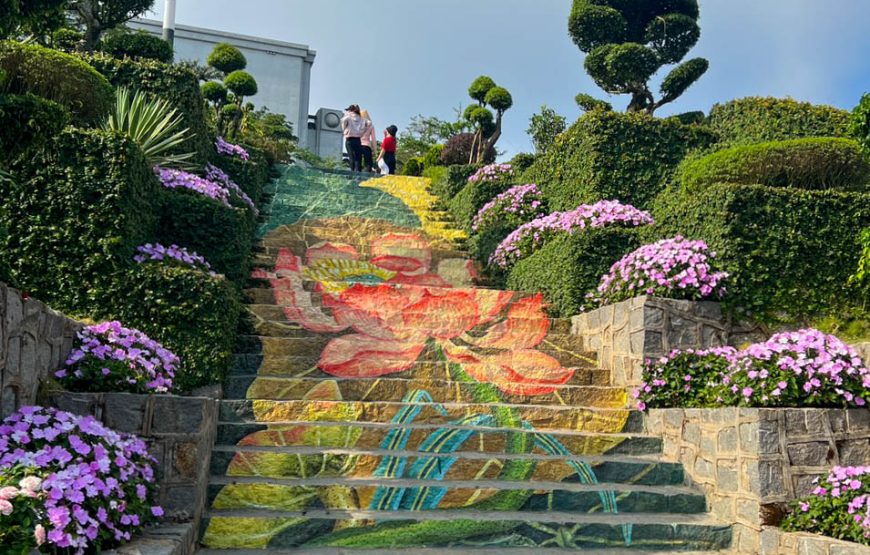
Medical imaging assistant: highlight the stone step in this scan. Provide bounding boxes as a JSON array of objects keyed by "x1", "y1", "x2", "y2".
[
  {"x1": 200, "y1": 510, "x2": 731, "y2": 551},
  {"x1": 224, "y1": 375, "x2": 625, "y2": 407},
  {"x1": 200, "y1": 550, "x2": 727, "y2": 555},
  {"x1": 256, "y1": 239, "x2": 470, "y2": 261},
  {"x1": 206, "y1": 478, "x2": 706, "y2": 515}
]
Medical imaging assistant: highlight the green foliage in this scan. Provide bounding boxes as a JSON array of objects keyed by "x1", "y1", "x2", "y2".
[
  {"x1": 568, "y1": 0, "x2": 707, "y2": 113},
  {"x1": 849, "y1": 227, "x2": 870, "y2": 298},
  {"x1": 240, "y1": 107, "x2": 296, "y2": 164},
  {"x1": 224, "y1": 70, "x2": 258, "y2": 98},
  {"x1": 575, "y1": 93, "x2": 612, "y2": 113},
  {"x1": 464, "y1": 105, "x2": 493, "y2": 127},
  {"x1": 850, "y1": 93, "x2": 870, "y2": 153},
  {"x1": 102, "y1": 87, "x2": 196, "y2": 168},
  {"x1": 0, "y1": 93, "x2": 69, "y2": 164},
  {"x1": 668, "y1": 110, "x2": 705, "y2": 126},
  {"x1": 68, "y1": 0, "x2": 156, "y2": 49},
  {"x1": 675, "y1": 138, "x2": 870, "y2": 192},
  {"x1": 100, "y1": 29, "x2": 173, "y2": 63},
  {"x1": 468, "y1": 76, "x2": 496, "y2": 104},
  {"x1": 85, "y1": 53, "x2": 211, "y2": 165},
  {"x1": 1, "y1": 0, "x2": 67, "y2": 39},
  {"x1": 52, "y1": 28, "x2": 84, "y2": 51},
  {"x1": 402, "y1": 157, "x2": 423, "y2": 176},
  {"x1": 509, "y1": 152, "x2": 537, "y2": 173},
  {"x1": 422, "y1": 144, "x2": 444, "y2": 168},
  {"x1": 783, "y1": 470, "x2": 870, "y2": 546},
  {"x1": 157, "y1": 189, "x2": 256, "y2": 282},
  {"x1": 0, "y1": 128, "x2": 160, "y2": 315},
  {"x1": 0, "y1": 40, "x2": 113, "y2": 125},
  {"x1": 651, "y1": 182, "x2": 870, "y2": 321},
  {"x1": 507, "y1": 228, "x2": 640, "y2": 317},
  {"x1": 429, "y1": 164, "x2": 478, "y2": 200},
  {"x1": 636, "y1": 351, "x2": 733, "y2": 410},
  {"x1": 207, "y1": 42, "x2": 247, "y2": 74},
  {"x1": 449, "y1": 175, "x2": 517, "y2": 233},
  {"x1": 421, "y1": 165, "x2": 447, "y2": 184},
  {"x1": 525, "y1": 110, "x2": 715, "y2": 210},
  {"x1": 106, "y1": 263, "x2": 240, "y2": 392},
  {"x1": 484, "y1": 86, "x2": 513, "y2": 113},
  {"x1": 201, "y1": 80, "x2": 228, "y2": 104},
  {"x1": 708, "y1": 97, "x2": 851, "y2": 147},
  {"x1": 527, "y1": 105, "x2": 567, "y2": 154},
  {"x1": 210, "y1": 143, "x2": 270, "y2": 205}
]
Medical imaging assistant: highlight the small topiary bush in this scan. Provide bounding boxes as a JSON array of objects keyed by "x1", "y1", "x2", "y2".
[
  {"x1": 708, "y1": 97, "x2": 851, "y2": 147},
  {"x1": 429, "y1": 164, "x2": 477, "y2": 200},
  {"x1": 207, "y1": 42, "x2": 247, "y2": 74},
  {"x1": 0, "y1": 93, "x2": 69, "y2": 163},
  {"x1": 784, "y1": 466, "x2": 870, "y2": 545},
  {"x1": 652, "y1": 182, "x2": 870, "y2": 321},
  {"x1": 0, "y1": 40, "x2": 113, "y2": 125},
  {"x1": 507, "y1": 227, "x2": 641, "y2": 317},
  {"x1": 675, "y1": 137, "x2": 869, "y2": 192},
  {"x1": 85, "y1": 53, "x2": 211, "y2": 165},
  {"x1": 100, "y1": 30, "x2": 173, "y2": 63},
  {"x1": 224, "y1": 70, "x2": 258, "y2": 97},
  {"x1": 525, "y1": 110, "x2": 716, "y2": 210}
]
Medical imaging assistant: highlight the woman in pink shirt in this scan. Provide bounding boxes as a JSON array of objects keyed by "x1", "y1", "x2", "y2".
[{"x1": 360, "y1": 109, "x2": 377, "y2": 173}]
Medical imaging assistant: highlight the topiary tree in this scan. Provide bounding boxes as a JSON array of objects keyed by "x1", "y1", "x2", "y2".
[
  {"x1": 464, "y1": 75, "x2": 513, "y2": 165},
  {"x1": 100, "y1": 29, "x2": 174, "y2": 63},
  {"x1": 1, "y1": 0, "x2": 68, "y2": 39},
  {"x1": 68, "y1": 0, "x2": 156, "y2": 50},
  {"x1": 527, "y1": 105, "x2": 567, "y2": 154},
  {"x1": 575, "y1": 92, "x2": 612, "y2": 113},
  {"x1": 850, "y1": 93, "x2": 870, "y2": 154},
  {"x1": 568, "y1": 0, "x2": 709, "y2": 115},
  {"x1": 201, "y1": 81, "x2": 227, "y2": 108},
  {"x1": 207, "y1": 43, "x2": 247, "y2": 74},
  {"x1": 224, "y1": 70, "x2": 257, "y2": 100}
]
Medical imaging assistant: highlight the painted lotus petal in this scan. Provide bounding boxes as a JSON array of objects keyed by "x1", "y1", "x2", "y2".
[
  {"x1": 332, "y1": 284, "x2": 423, "y2": 341},
  {"x1": 371, "y1": 255, "x2": 425, "y2": 273},
  {"x1": 402, "y1": 290, "x2": 479, "y2": 340},
  {"x1": 469, "y1": 288, "x2": 514, "y2": 327},
  {"x1": 318, "y1": 334, "x2": 426, "y2": 378},
  {"x1": 305, "y1": 242, "x2": 360, "y2": 265},
  {"x1": 445, "y1": 344, "x2": 573, "y2": 396},
  {"x1": 371, "y1": 233, "x2": 432, "y2": 270},
  {"x1": 388, "y1": 272, "x2": 453, "y2": 288},
  {"x1": 470, "y1": 294, "x2": 550, "y2": 350}
]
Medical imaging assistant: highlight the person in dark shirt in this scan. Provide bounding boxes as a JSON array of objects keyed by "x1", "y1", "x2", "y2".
[{"x1": 378, "y1": 125, "x2": 398, "y2": 175}]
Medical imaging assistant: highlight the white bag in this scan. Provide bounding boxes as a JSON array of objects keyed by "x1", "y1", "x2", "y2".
[{"x1": 378, "y1": 158, "x2": 389, "y2": 175}]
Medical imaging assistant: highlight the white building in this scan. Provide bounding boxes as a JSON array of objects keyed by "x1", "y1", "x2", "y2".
[{"x1": 130, "y1": 18, "x2": 343, "y2": 159}]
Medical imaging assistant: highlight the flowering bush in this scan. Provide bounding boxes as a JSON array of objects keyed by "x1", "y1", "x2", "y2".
[
  {"x1": 0, "y1": 407, "x2": 162, "y2": 553},
  {"x1": 134, "y1": 243, "x2": 215, "y2": 275},
  {"x1": 591, "y1": 236, "x2": 728, "y2": 306},
  {"x1": 490, "y1": 200, "x2": 653, "y2": 268},
  {"x1": 154, "y1": 167, "x2": 232, "y2": 207},
  {"x1": 468, "y1": 163, "x2": 514, "y2": 184},
  {"x1": 55, "y1": 321, "x2": 178, "y2": 394},
  {"x1": 724, "y1": 329, "x2": 870, "y2": 407},
  {"x1": 215, "y1": 136, "x2": 249, "y2": 160},
  {"x1": 471, "y1": 183, "x2": 545, "y2": 232},
  {"x1": 0, "y1": 467, "x2": 46, "y2": 554},
  {"x1": 783, "y1": 465, "x2": 870, "y2": 545},
  {"x1": 205, "y1": 163, "x2": 258, "y2": 214},
  {"x1": 634, "y1": 347, "x2": 738, "y2": 411}
]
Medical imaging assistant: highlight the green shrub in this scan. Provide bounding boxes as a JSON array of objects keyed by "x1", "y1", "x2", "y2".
[
  {"x1": 0, "y1": 40, "x2": 113, "y2": 125},
  {"x1": 675, "y1": 138, "x2": 869, "y2": 192},
  {"x1": 104, "y1": 263, "x2": 240, "y2": 392},
  {"x1": 708, "y1": 97, "x2": 851, "y2": 147},
  {"x1": 421, "y1": 165, "x2": 447, "y2": 184},
  {"x1": 430, "y1": 164, "x2": 477, "y2": 200},
  {"x1": 470, "y1": 223, "x2": 515, "y2": 270},
  {"x1": 85, "y1": 53, "x2": 211, "y2": 165},
  {"x1": 0, "y1": 93, "x2": 69, "y2": 163},
  {"x1": 448, "y1": 174, "x2": 515, "y2": 232},
  {"x1": 51, "y1": 28, "x2": 84, "y2": 51},
  {"x1": 423, "y1": 144, "x2": 444, "y2": 168},
  {"x1": 507, "y1": 228, "x2": 640, "y2": 317},
  {"x1": 201, "y1": 80, "x2": 228, "y2": 104},
  {"x1": 850, "y1": 93, "x2": 870, "y2": 153},
  {"x1": 525, "y1": 110, "x2": 715, "y2": 210},
  {"x1": 651, "y1": 182, "x2": 870, "y2": 321},
  {"x1": 402, "y1": 157, "x2": 423, "y2": 176},
  {"x1": 157, "y1": 188, "x2": 255, "y2": 282},
  {"x1": 210, "y1": 144, "x2": 270, "y2": 206},
  {"x1": 224, "y1": 70, "x2": 257, "y2": 97},
  {"x1": 100, "y1": 30, "x2": 173, "y2": 63},
  {"x1": 208, "y1": 43, "x2": 246, "y2": 74},
  {"x1": 509, "y1": 152, "x2": 537, "y2": 173},
  {"x1": 0, "y1": 128, "x2": 159, "y2": 314}
]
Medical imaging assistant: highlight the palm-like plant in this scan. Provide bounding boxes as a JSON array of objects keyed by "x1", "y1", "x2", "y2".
[{"x1": 103, "y1": 87, "x2": 195, "y2": 168}]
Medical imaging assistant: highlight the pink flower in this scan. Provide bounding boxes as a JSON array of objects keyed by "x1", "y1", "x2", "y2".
[{"x1": 34, "y1": 524, "x2": 46, "y2": 546}]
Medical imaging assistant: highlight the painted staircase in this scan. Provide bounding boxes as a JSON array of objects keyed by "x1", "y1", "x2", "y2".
[{"x1": 199, "y1": 166, "x2": 732, "y2": 552}]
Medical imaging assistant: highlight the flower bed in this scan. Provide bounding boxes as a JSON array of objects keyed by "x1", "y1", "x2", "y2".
[
  {"x1": 468, "y1": 162, "x2": 513, "y2": 184},
  {"x1": 471, "y1": 183, "x2": 545, "y2": 232},
  {"x1": 55, "y1": 321, "x2": 178, "y2": 394},
  {"x1": 155, "y1": 167, "x2": 232, "y2": 207},
  {"x1": 783, "y1": 465, "x2": 870, "y2": 546},
  {"x1": 0, "y1": 406, "x2": 161, "y2": 553},
  {"x1": 590, "y1": 236, "x2": 728, "y2": 306},
  {"x1": 215, "y1": 136, "x2": 249, "y2": 161},
  {"x1": 636, "y1": 328, "x2": 870, "y2": 410},
  {"x1": 491, "y1": 200, "x2": 653, "y2": 269},
  {"x1": 134, "y1": 243, "x2": 215, "y2": 275},
  {"x1": 205, "y1": 163, "x2": 257, "y2": 214}
]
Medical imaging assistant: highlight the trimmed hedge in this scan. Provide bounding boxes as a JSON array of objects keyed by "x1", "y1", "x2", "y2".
[
  {"x1": 0, "y1": 93, "x2": 69, "y2": 163},
  {"x1": 157, "y1": 188, "x2": 256, "y2": 282},
  {"x1": 104, "y1": 264, "x2": 239, "y2": 392},
  {"x1": 0, "y1": 128, "x2": 159, "y2": 314},
  {"x1": 525, "y1": 110, "x2": 715, "y2": 210},
  {"x1": 507, "y1": 228, "x2": 641, "y2": 318},
  {"x1": 430, "y1": 164, "x2": 477, "y2": 201},
  {"x1": 651, "y1": 182, "x2": 870, "y2": 320},
  {"x1": 675, "y1": 138, "x2": 869, "y2": 192},
  {"x1": 448, "y1": 176, "x2": 514, "y2": 233},
  {"x1": 0, "y1": 40, "x2": 113, "y2": 125},
  {"x1": 708, "y1": 97, "x2": 851, "y2": 147},
  {"x1": 470, "y1": 223, "x2": 514, "y2": 269},
  {"x1": 84, "y1": 53, "x2": 211, "y2": 165},
  {"x1": 211, "y1": 143, "x2": 271, "y2": 206},
  {"x1": 100, "y1": 30, "x2": 174, "y2": 63}
]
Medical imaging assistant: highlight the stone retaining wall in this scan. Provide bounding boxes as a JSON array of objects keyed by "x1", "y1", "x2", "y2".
[
  {"x1": 571, "y1": 296, "x2": 761, "y2": 387},
  {"x1": 647, "y1": 407, "x2": 870, "y2": 554},
  {"x1": 761, "y1": 528, "x2": 870, "y2": 555},
  {"x1": 0, "y1": 282, "x2": 82, "y2": 417},
  {"x1": 49, "y1": 391, "x2": 217, "y2": 552}
]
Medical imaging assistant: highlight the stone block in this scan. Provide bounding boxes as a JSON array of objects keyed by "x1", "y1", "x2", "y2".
[
  {"x1": 693, "y1": 456, "x2": 714, "y2": 481},
  {"x1": 786, "y1": 410, "x2": 808, "y2": 436},
  {"x1": 736, "y1": 496, "x2": 761, "y2": 526},
  {"x1": 793, "y1": 473, "x2": 824, "y2": 497},
  {"x1": 683, "y1": 421, "x2": 701, "y2": 446},
  {"x1": 644, "y1": 330, "x2": 664, "y2": 356},
  {"x1": 787, "y1": 442, "x2": 832, "y2": 467},
  {"x1": 718, "y1": 426, "x2": 738, "y2": 453},
  {"x1": 805, "y1": 411, "x2": 828, "y2": 435},
  {"x1": 848, "y1": 410, "x2": 870, "y2": 431},
  {"x1": 829, "y1": 411, "x2": 848, "y2": 434},
  {"x1": 716, "y1": 459, "x2": 739, "y2": 492},
  {"x1": 758, "y1": 419, "x2": 781, "y2": 455},
  {"x1": 669, "y1": 316, "x2": 699, "y2": 349},
  {"x1": 172, "y1": 442, "x2": 200, "y2": 481},
  {"x1": 837, "y1": 439, "x2": 870, "y2": 466},
  {"x1": 759, "y1": 460, "x2": 787, "y2": 498},
  {"x1": 104, "y1": 393, "x2": 148, "y2": 434},
  {"x1": 151, "y1": 396, "x2": 206, "y2": 435},
  {"x1": 740, "y1": 421, "x2": 759, "y2": 452},
  {"x1": 643, "y1": 306, "x2": 664, "y2": 329}
]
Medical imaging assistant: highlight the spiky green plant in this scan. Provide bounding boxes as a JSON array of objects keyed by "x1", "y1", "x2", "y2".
[{"x1": 103, "y1": 87, "x2": 195, "y2": 169}]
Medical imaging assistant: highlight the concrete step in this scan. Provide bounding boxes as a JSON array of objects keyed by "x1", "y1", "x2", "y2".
[
  {"x1": 200, "y1": 549, "x2": 728, "y2": 555},
  {"x1": 199, "y1": 510, "x2": 731, "y2": 551}
]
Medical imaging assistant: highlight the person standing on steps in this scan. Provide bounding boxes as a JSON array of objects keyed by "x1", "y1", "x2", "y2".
[
  {"x1": 341, "y1": 105, "x2": 370, "y2": 172},
  {"x1": 359, "y1": 109, "x2": 377, "y2": 173},
  {"x1": 378, "y1": 125, "x2": 398, "y2": 175}
]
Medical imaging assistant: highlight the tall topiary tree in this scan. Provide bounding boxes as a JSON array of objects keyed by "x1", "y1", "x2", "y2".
[
  {"x1": 568, "y1": 0, "x2": 709, "y2": 114},
  {"x1": 68, "y1": 0, "x2": 155, "y2": 50},
  {"x1": 464, "y1": 75, "x2": 512, "y2": 165},
  {"x1": 207, "y1": 43, "x2": 247, "y2": 74},
  {"x1": 205, "y1": 42, "x2": 257, "y2": 138}
]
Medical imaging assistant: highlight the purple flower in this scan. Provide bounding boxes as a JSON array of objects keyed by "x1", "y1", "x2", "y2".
[
  {"x1": 134, "y1": 243, "x2": 216, "y2": 276},
  {"x1": 154, "y1": 167, "x2": 232, "y2": 207},
  {"x1": 472, "y1": 184, "x2": 545, "y2": 232},
  {"x1": 215, "y1": 136, "x2": 250, "y2": 161},
  {"x1": 468, "y1": 163, "x2": 514, "y2": 184}
]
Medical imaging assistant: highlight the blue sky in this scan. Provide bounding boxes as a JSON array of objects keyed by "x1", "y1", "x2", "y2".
[{"x1": 147, "y1": 0, "x2": 870, "y2": 157}]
